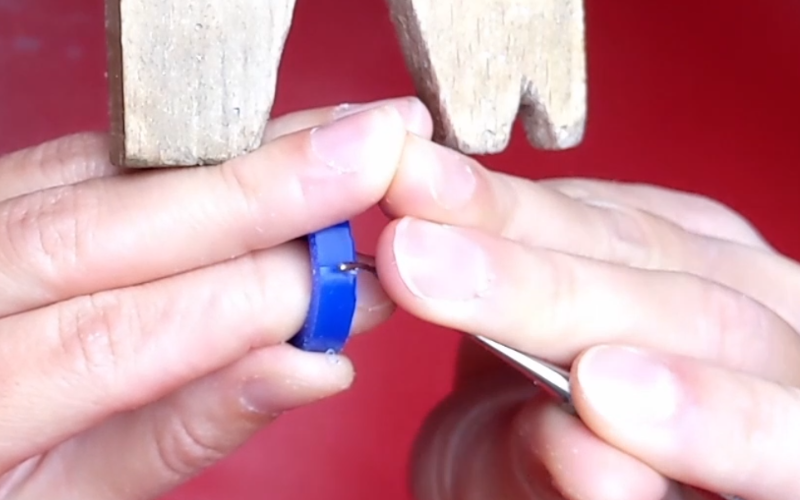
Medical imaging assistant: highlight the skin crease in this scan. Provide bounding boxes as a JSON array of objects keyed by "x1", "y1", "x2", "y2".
[{"x1": 1, "y1": 96, "x2": 798, "y2": 500}]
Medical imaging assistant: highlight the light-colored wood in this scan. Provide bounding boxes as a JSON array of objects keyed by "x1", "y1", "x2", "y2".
[
  {"x1": 106, "y1": 0, "x2": 297, "y2": 167},
  {"x1": 386, "y1": 0, "x2": 587, "y2": 154}
]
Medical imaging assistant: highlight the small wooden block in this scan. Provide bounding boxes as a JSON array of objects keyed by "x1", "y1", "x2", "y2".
[
  {"x1": 106, "y1": 0, "x2": 297, "y2": 167},
  {"x1": 386, "y1": 0, "x2": 587, "y2": 154}
]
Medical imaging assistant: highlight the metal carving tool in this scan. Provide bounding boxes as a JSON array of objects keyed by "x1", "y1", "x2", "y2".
[{"x1": 472, "y1": 336, "x2": 744, "y2": 500}]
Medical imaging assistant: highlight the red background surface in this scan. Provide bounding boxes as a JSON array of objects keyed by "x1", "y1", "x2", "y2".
[{"x1": 2, "y1": 1, "x2": 800, "y2": 499}]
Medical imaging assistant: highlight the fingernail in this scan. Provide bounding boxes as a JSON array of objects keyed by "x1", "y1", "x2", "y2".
[
  {"x1": 356, "y1": 266, "x2": 392, "y2": 313},
  {"x1": 394, "y1": 218, "x2": 493, "y2": 301},
  {"x1": 235, "y1": 348, "x2": 355, "y2": 417},
  {"x1": 578, "y1": 346, "x2": 681, "y2": 426},
  {"x1": 428, "y1": 146, "x2": 477, "y2": 210},
  {"x1": 333, "y1": 97, "x2": 429, "y2": 136},
  {"x1": 240, "y1": 377, "x2": 297, "y2": 416},
  {"x1": 310, "y1": 106, "x2": 400, "y2": 173},
  {"x1": 582, "y1": 199, "x2": 650, "y2": 254},
  {"x1": 332, "y1": 102, "x2": 385, "y2": 120}
]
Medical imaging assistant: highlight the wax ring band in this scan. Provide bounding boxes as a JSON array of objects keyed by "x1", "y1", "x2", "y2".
[{"x1": 289, "y1": 221, "x2": 359, "y2": 353}]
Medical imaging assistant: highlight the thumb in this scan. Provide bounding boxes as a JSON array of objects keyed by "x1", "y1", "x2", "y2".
[{"x1": 9, "y1": 345, "x2": 355, "y2": 499}]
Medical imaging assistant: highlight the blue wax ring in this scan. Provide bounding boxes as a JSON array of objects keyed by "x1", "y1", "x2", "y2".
[{"x1": 289, "y1": 221, "x2": 358, "y2": 353}]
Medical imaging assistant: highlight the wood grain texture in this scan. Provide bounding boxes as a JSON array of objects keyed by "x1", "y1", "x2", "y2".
[
  {"x1": 386, "y1": 0, "x2": 587, "y2": 154},
  {"x1": 106, "y1": 0, "x2": 296, "y2": 167}
]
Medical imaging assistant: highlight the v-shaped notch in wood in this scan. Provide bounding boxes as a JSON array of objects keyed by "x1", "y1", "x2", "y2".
[
  {"x1": 386, "y1": 0, "x2": 587, "y2": 155},
  {"x1": 106, "y1": 0, "x2": 586, "y2": 167}
]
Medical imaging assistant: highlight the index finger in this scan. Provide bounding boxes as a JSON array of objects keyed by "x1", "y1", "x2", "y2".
[
  {"x1": 0, "y1": 96, "x2": 432, "y2": 202},
  {"x1": 0, "y1": 103, "x2": 417, "y2": 317}
]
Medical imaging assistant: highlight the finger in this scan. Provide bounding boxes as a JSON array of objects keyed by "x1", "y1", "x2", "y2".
[
  {"x1": 0, "y1": 133, "x2": 122, "y2": 201},
  {"x1": 541, "y1": 178, "x2": 770, "y2": 250},
  {"x1": 573, "y1": 345, "x2": 800, "y2": 500},
  {"x1": 548, "y1": 179, "x2": 800, "y2": 329},
  {"x1": 410, "y1": 372, "x2": 564, "y2": 500},
  {"x1": 264, "y1": 97, "x2": 432, "y2": 143},
  {"x1": 0, "y1": 97, "x2": 431, "y2": 202},
  {"x1": 514, "y1": 397, "x2": 678, "y2": 500},
  {"x1": 8, "y1": 345, "x2": 353, "y2": 500},
  {"x1": 381, "y1": 142, "x2": 800, "y2": 327},
  {"x1": 0, "y1": 104, "x2": 411, "y2": 317},
  {"x1": 384, "y1": 136, "x2": 695, "y2": 258},
  {"x1": 383, "y1": 139, "x2": 764, "y2": 251},
  {"x1": 375, "y1": 217, "x2": 800, "y2": 381},
  {"x1": 0, "y1": 242, "x2": 393, "y2": 473},
  {"x1": 452, "y1": 340, "x2": 693, "y2": 500}
]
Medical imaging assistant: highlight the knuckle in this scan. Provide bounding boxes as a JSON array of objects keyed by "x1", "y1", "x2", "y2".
[
  {"x1": 709, "y1": 286, "x2": 765, "y2": 333},
  {"x1": 233, "y1": 253, "x2": 275, "y2": 323},
  {"x1": 56, "y1": 292, "x2": 140, "y2": 381},
  {"x1": 237, "y1": 246, "x2": 308, "y2": 341},
  {"x1": 49, "y1": 133, "x2": 112, "y2": 182},
  {"x1": 2, "y1": 132, "x2": 104, "y2": 175},
  {"x1": 496, "y1": 174, "x2": 527, "y2": 239},
  {"x1": 690, "y1": 194, "x2": 768, "y2": 245},
  {"x1": 217, "y1": 157, "x2": 310, "y2": 241},
  {"x1": 218, "y1": 161, "x2": 263, "y2": 225},
  {"x1": 519, "y1": 251, "x2": 579, "y2": 348},
  {"x1": 589, "y1": 198, "x2": 684, "y2": 268},
  {"x1": 595, "y1": 205, "x2": 659, "y2": 267},
  {"x1": 734, "y1": 382, "x2": 787, "y2": 476},
  {"x1": 740, "y1": 385, "x2": 770, "y2": 447},
  {"x1": 154, "y1": 412, "x2": 227, "y2": 479},
  {"x1": 1, "y1": 185, "x2": 97, "y2": 280},
  {"x1": 540, "y1": 178, "x2": 593, "y2": 199},
  {"x1": 593, "y1": 204, "x2": 694, "y2": 272},
  {"x1": 699, "y1": 283, "x2": 769, "y2": 361},
  {"x1": 543, "y1": 179, "x2": 687, "y2": 269}
]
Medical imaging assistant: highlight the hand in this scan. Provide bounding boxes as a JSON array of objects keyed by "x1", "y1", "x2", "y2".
[
  {"x1": 374, "y1": 137, "x2": 800, "y2": 500},
  {"x1": 0, "y1": 97, "x2": 431, "y2": 499}
]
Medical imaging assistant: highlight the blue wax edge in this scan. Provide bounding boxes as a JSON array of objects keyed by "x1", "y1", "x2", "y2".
[{"x1": 289, "y1": 221, "x2": 358, "y2": 353}]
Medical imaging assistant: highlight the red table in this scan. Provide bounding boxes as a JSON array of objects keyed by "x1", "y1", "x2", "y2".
[{"x1": 2, "y1": 1, "x2": 800, "y2": 499}]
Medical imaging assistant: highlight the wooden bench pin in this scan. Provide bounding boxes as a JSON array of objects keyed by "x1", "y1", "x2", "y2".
[
  {"x1": 386, "y1": 0, "x2": 587, "y2": 154},
  {"x1": 105, "y1": 0, "x2": 585, "y2": 167},
  {"x1": 105, "y1": 0, "x2": 297, "y2": 167}
]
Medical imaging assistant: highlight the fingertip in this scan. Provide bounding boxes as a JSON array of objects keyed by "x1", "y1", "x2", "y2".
[
  {"x1": 513, "y1": 398, "x2": 672, "y2": 500},
  {"x1": 215, "y1": 104, "x2": 413, "y2": 241},
  {"x1": 352, "y1": 256, "x2": 396, "y2": 334},
  {"x1": 334, "y1": 97, "x2": 432, "y2": 139},
  {"x1": 264, "y1": 96, "x2": 433, "y2": 143},
  {"x1": 381, "y1": 135, "x2": 509, "y2": 238},
  {"x1": 399, "y1": 96, "x2": 434, "y2": 138},
  {"x1": 383, "y1": 135, "x2": 482, "y2": 217},
  {"x1": 306, "y1": 104, "x2": 408, "y2": 199},
  {"x1": 236, "y1": 345, "x2": 356, "y2": 418}
]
